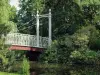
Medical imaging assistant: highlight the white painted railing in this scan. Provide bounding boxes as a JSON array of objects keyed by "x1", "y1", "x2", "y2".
[{"x1": 5, "y1": 33, "x2": 48, "y2": 48}]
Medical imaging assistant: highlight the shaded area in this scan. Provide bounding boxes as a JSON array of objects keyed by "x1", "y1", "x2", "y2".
[
  {"x1": 26, "y1": 51, "x2": 41, "y2": 61},
  {"x1": 30, "y1": 63, "x2": 100, "y2": 75}
]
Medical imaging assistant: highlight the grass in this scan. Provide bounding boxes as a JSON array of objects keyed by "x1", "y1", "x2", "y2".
[{"x1": 0, "y1": 72, "x2": 20, "y2": 75}]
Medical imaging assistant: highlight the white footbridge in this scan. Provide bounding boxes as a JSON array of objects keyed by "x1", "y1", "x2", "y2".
[
  {"x1": 5, "y1": 9, "x2": 52, "y2": 49},
  {"x1": 5, "y1": 33, "x2": 48, "y2": 48}
]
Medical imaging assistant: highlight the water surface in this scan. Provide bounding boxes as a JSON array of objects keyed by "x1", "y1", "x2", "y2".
[{"x1": 30, "y1": 64, "x2": 100, "y2": 75}]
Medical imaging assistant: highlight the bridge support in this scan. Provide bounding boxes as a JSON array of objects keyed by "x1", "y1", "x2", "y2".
[
  {"x1": 26, "y1": 51, "x2": 41, "y2": 61},
  {"x1": 48, "y1": 9, "x2": 52, "y2": 46},
  {"x1": 9, "y1": 45, "x2": 44, "y2": 61},
  {"x1": 36, "y1": 10, "x2": 40, "y2": 47},
  {"x1": 36, "y1": 9, "x2": 52, "y2": 47}
]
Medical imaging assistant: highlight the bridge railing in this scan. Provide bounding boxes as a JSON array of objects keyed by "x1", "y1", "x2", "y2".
[{"x1": 5, "y1": 33, "x2": 48, "y2": 48}]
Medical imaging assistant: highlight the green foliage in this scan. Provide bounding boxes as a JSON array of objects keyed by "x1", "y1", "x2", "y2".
[
  {"x1": 0, "y1": 0, "x2": 14, "y2": 34},
  {"x1": 0, "y1": 54, "x2": 8, "y2": 65},
  {"x1": 9, "y1": 6, "x2": 17, "y2": 22},
  {"x1": 18, "y1": 0, "x2": 100, "y2": 64},
  {"x1": 18, "y1": 0, "x2": 45, "y2": 34},
  {"x1": 42, "y1": 25, "x2": 100, "y2": 64},
  {"x1": 0, "y1": 0, "x2": 17, "y2": 72},
  {"x1": 0, "y1": 72, "x2": 19, "y2": 75},
  {"x1": 70, "y1": 48, "x2": 99, "y2": 64},
  {"x1": 88, "y1": 27, "x2": 100, "y2": 50},
  {"x1": 45, "y1": 0, "x2": 83, "y2": 36},
  {"x1": 41, "y1": 35, "x2": 74, "y2": 64},
  {"x1": 0, "y1": 0, "x2": 10, "y2": 24},
  {"x1": 22, "y1": 58, "x2": 30, "y2": 75},
  {"x1": 0, "y1": 0, "x2": 16, "y2": 33},
  {"x1": 85, "y1": 50, "x2": 97, "y2": 59},
  {"x1": 42, "y1": 40, "x2": 58, "y2": 63},
  {"x1": 70, "y1": 50, "x2": 83, "y2": 59}
]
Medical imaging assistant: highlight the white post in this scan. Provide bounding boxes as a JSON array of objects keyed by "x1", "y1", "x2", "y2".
[
  {"x1": 48, "y1": 9, "x2": 52, "y2": 46},
  {"x1": 36, "y1": 10, "x2": 39, "y2": 47}
]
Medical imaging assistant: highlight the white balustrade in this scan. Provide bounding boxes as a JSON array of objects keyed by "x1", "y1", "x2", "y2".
[{"x1": 5, "y1": 33, "x2": 48, "y2": 48}]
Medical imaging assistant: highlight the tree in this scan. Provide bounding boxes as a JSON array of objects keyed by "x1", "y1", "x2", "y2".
[
  {"x1": 18, "y1": 0, "x2": 100, "y2": 64},
  {"x1": 0, "y1": 0, "x2": 16, "y2": 68},
  {"x1": 17, "y1": 0, "x2": 45, "y2": 35},
  {"x1": 42, "y1": 0, "x2": 100, "y2": 64},
  {"x1": 43, "y1": 0, "x2": 84, "y2": 38},
  {"x1": 9, "y1": 6, "x2": 17, "y2": 23}
]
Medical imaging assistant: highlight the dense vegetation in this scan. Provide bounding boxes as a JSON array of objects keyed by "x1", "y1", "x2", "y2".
[
  {"x1": 0, "y1": 0, "x2": 30, "y2": 74},
  {"x1": 17, "y1": 0, "x2": 100, "y2": 64},
  {"x1": 0, "y1": 0, "x2": 16, "y2": 70},
  {"x1": 0, "y1": 0, "x2": 100, "y2": 74}
]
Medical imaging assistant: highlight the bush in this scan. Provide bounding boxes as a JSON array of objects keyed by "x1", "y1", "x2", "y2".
[
  {"x1": 21, "y1": 58, "x2": 30, "y2": 75},
  {"x1": 70, "y1": 49, "x2": 99, "y2": 64}
]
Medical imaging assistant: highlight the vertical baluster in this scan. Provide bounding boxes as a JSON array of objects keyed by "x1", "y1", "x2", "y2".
[
  {"x1": 18, "y1": 33, "x2": 19, "y2": 45},
  {"x1": 16, "y1": 33, "x2": 17, "y2": 45},
  {"x1": 31, "y1": 36, "x2": 33, "y2": 47},
  {"x1": 19, "y1": 34, "x2": 21, "y2": 45},
  {"x1": 13, "y1": 34, "x2": 14, "y2": 45},
  {"x1": 22, "y1": 34, "x2": 24, "y2": 46},
  {"x1": 27, "y1": 35, "x2": 28, "y2": 46},
  {"x1": 15, "y1": 33, "x2": 16, "y2": 45},
  {"x1": 25, "y1": 36, "x2": 27, "y2": 45},
  {"x1": 20, "y1": 34, "x2": 21, "y2": 45}
]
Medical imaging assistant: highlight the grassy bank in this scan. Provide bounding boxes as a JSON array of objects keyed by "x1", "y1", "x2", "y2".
[{"x1": 0, "y1": 72, "x2": 20, "y2": 75}]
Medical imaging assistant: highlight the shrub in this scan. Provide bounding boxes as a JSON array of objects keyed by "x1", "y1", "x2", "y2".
[
  {"x1": 70, "y1": 49, "x2": 98, "y2": 64},
  {"x1": 21, "y1": 58, "x2": 30, "y2": 75}
]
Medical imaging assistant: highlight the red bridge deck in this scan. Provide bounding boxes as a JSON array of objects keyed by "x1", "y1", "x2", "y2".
[{"x1": 9, "y1": 45, "x2": 44, "y2": 52}]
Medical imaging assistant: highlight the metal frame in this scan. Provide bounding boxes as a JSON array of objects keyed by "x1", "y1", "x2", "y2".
[{"x1": 36, "y1": 9, "x2": 52, "y2": 47}]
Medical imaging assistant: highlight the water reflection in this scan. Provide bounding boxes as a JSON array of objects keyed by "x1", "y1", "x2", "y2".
[{"x1": 30, "y1": 64, "x2": 100, "y2": 75}]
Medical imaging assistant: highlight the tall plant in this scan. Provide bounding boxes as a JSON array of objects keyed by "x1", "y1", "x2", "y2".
[
  {"x1": 0, "y1": 0, "x2": 16, "y2": 68},
  {"x1": 22, "y1": 58, "x2": 30, "y2": 75}
]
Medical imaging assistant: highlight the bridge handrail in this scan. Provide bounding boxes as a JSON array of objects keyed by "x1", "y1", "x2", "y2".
[{"x1": 5, "y1": 33, "x2": 48, "y2": 48}]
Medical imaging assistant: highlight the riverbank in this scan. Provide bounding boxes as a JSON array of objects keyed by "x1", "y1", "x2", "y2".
[
  {"x1": 29, "y1": 62, "x2": 100, "y2": 75},
  {"x1": 0, "y1": 72, "x2": 19, "y2": 75}
]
